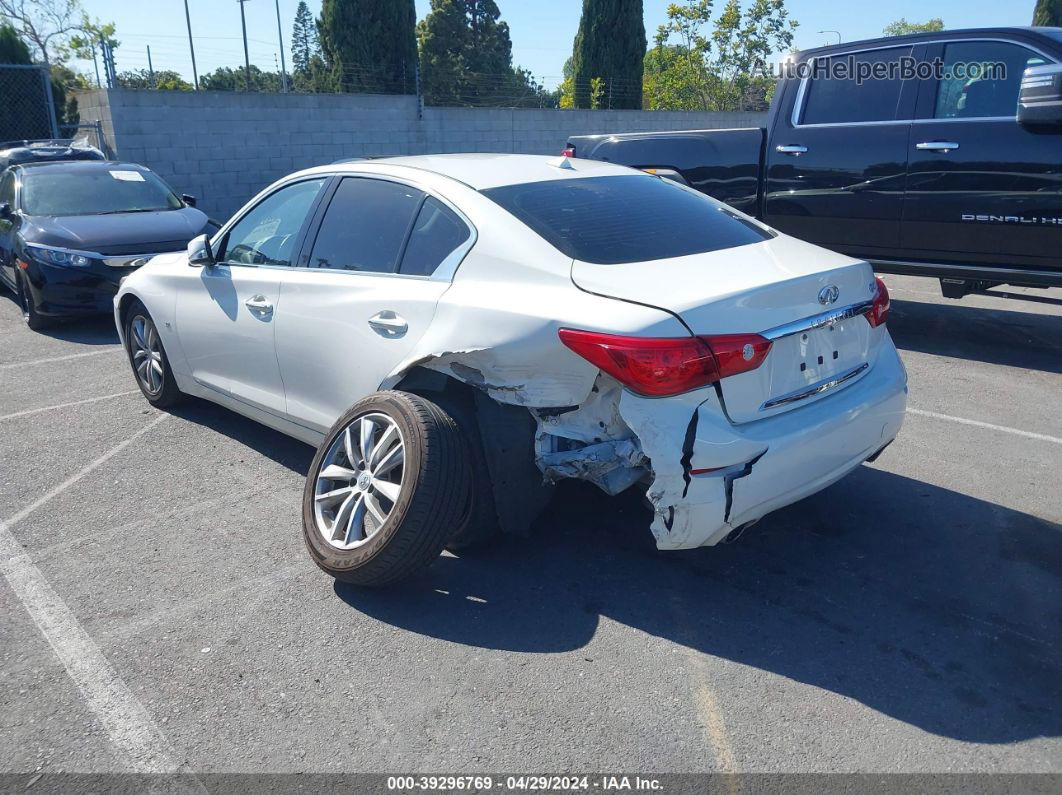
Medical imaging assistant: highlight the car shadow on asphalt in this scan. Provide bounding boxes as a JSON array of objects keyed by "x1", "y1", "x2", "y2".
[
  {"x1": 167, "y1": 398, "x2": 316, "y2": 474},
  {"x1": 336, "y1": 469, "x2": 1062, "y2": 745},
  {"x1": 889, "y1": 298, "x2": 1062, "y2": 375}
]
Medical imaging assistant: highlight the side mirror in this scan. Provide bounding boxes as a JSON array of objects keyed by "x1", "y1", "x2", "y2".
[
  {"x1": 181, "y1": 194, "x2": 197, "y2": 208},
  {"x1": 1018, "y1": 63, "x2": 1062, "y2": 127},
  {"x1": 0, "y1": 202, "x2": 10, "y2": 218},
  {"x1": 187, "y1": 233, "x2": 215, "y2": 268}
]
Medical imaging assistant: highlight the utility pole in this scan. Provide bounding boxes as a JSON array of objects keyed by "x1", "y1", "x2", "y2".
[
  {"x1": 184, "y1": 0, "x2": 199, "y2": 89},
  {"x1": 238, "y1": 0, "x2": 252, "y2": 92},
  {"x1": 147, "y1": 45, "x2": 156, "y2": 88},
  {"x1": 274, "y1": 0, "x2": 288, "y2": 92}
]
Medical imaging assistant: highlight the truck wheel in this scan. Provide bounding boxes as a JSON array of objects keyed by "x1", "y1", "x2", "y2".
[
  {"x1": 124, "y1": 301, "x2": 183, "y2": 408},
  {"x1": 302, "y1": 391, "x2": 470, "y2": 587}
]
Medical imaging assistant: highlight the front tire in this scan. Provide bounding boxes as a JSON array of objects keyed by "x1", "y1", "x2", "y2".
[
  {"x1": 124, "y1": 301, "x2": 183, "y2": 407},
  {"x1": 302, "y1": 391, "x2": 470, "y2": 587},
  {"x1": 17, "y1": 272, "x2": 51, "y2": 331}
]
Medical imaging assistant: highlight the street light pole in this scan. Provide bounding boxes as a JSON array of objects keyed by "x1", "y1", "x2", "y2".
[
  {"x1": 817, "y1": 30, "x2": 842, "y2": 45},
  {"x1": 274, "y1": 0, "x2": 288, "y2": 92},
  {"x1": 184, "y1": 0, "x2": 199, "y2": 90},
  {"x1": 238, "y1": 0, "x2": 252, "y2": 92}
]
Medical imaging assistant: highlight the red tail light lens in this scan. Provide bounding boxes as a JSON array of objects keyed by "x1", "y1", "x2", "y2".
[
  {"x1": 867, "y1": 276, "x2": 890, "y2": 327},
  {"x1": 558, "y1": 329, "x2": 772, "y2": 397},
  {"x1": 561, "y1": 145, "x2": 576, "y2": 158}
]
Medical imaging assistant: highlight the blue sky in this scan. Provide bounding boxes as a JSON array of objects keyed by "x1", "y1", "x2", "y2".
[{"x1": 73, "y1": 0, "x2": 1036, "y2": 88}]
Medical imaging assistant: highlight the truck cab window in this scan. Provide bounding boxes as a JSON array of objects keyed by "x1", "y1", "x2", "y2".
[
  {"x1": 934, "y1": 41, "x2": 1049, "y2": 120},
  {"x1": 799, "y1": 47, "x2": 911, "y2": 125}
]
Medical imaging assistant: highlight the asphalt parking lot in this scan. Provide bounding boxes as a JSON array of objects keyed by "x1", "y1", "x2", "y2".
[{"x1": 1, "y1": 275, "x2": 1060, "y2": 776}]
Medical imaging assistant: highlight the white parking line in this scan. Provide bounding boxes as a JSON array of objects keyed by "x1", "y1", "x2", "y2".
[
  {"x1": 0, "y1": 413, "x2": 181, "y2": 773},
  {"x1": 0, "y1": 347, "x2": 122, "y2": 370},
  {"x1": 908, "y1": 408, "x2": 1062, "y2": 446},
  {"x1": 0, "y1": 391, "x2": 140, "y2": 422},
  {"x1": 0, "y1": 524, "x2": 179, "y2": 773}
]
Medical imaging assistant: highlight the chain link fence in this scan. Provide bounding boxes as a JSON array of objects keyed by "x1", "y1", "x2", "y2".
[{"x1": 0, "y1": 64, "x2": 58, "y2": 142}]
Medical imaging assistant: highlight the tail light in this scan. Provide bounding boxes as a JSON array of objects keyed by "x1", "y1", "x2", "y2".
[
  {"x1": 558, "y1": 329, "x2": 772, "y2": 398},
  {"x1": 867, "y1": 276, "x2": 890, "y2": 327},
  {"x1": 561, "y1": 145, "x2": 576, "y2": 158}
]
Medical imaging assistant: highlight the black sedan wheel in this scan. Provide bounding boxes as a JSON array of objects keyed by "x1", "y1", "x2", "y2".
[{"x1": 17, "y1": 272, "x2": 51, "y2": 331}]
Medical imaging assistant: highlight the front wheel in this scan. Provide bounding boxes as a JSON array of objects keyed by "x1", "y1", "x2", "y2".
[
  {"x1": 17, "y1": 272, "x2": 51, "y2": 331},
  {"x1": 302, "y1": 391, "x2": 470, "y2": 587},
  {"x1": 124, "y1": 301, "x2": 183, "y2": 407}
]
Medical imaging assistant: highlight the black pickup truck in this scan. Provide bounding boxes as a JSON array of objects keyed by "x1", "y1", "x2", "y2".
[{"x1": 566, "y1": 27, "x2": 1062, "y2": 298}]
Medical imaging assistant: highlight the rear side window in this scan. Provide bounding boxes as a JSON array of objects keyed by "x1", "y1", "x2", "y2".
[
  {"x1": 934, "y1": 41, "x2": 1049, "y2": 119},
  {"x1": 482, "y1": 175, "x2": 771, "y2": 265},
  {"x1": 308, "y1": 178, "x2": 423, "y2": 273},
  {"x1": 399, "y1": 197, "x2": 471, "y2": 276},
  {"x1": 799, "y1": 47, "x2": 911, "y2": 125},
  {"x1": 0, "y1": 171, "x2": 14, "y2": 206}
]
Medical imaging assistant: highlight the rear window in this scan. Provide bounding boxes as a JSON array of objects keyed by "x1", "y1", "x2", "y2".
[{"x1": 482, "y1": 175, "x2": 772, "y2": 265}]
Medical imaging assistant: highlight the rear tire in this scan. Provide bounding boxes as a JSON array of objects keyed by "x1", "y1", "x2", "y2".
[
  {"x1": 434, "y1": 393, "x2": 499, "y2": 552},
  {"x1": 17, "y1": 272, "x2": 51, "y2": 331},
  {"x1": 124, "y1": 300, "x2": 183, "y2": 407},
  {"x1": 302, "y1": 391, "x2": 470, "y2": 587}
]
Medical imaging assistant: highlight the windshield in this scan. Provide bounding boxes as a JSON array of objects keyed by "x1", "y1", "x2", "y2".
[
  {"x1": 21, "y1": 167, "x2": 183, "y2": 216},
  {"x1": 483, "y1": 175, "x2": 772, "y2": 265}
]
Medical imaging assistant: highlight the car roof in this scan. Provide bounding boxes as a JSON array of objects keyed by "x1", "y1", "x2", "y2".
[
  {"x1": 797, "y1": 26, "x2": 1058, "y2": 60},
  {"x1": 327, "y1": 153, "x2": 637, "y2": 190},
  {"x1": 16, "y1": 160, "x2": 145, "y2": 174}
]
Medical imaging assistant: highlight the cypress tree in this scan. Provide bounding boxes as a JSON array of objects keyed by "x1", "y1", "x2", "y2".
[
  {"x1": 318, "y1": 0, "x2": 418, "y2": 94},
  {"x1": 571, "y1": 0, "x2": 646, "y2": 109},
  {"x1": 1032, "y1": 0, "x2": 1061, "y2": 26}
]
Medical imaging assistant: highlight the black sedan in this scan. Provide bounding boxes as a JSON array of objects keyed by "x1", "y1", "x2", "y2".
[{"x1": 0, "y1": 160, "x2": 213, "y2": 330}]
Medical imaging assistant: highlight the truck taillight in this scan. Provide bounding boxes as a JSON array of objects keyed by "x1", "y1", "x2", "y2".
[
  {"x1": 558, "y1": 329, "x2": 771, "y2": 397},
  {"x1": 561, "y1": 145, "x2": 575, "y2": 158},
  {"x1": 867, "y1": 276, "x2": 890, "y2": 327}
]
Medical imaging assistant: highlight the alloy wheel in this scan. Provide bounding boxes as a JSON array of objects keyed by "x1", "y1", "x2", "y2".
[
  {"x1": 130, "y1": 314, "x2": 165, "y2": 395},
  {"x1": 313, "y1": 412, "x2": 405, "y2": 550}
]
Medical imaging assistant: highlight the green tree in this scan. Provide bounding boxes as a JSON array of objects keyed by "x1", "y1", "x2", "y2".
[
  {"x1": 882, "y1": 18, "x2": 944, "y2": 36},
  {"x1": 645, "y1": 0, "x2": 795, "y2": 112},
  {"x1": 200, "y1": 65, "x2": 282, "y2": 92},
  {"x1": 570, "y1": 0, "x2": 645, "y2": 109},
  {"x1": 1032, "y1": 0, "x2": 1061, "y2": 25},
  {"x1": 117, "y1": 68, "x2": 191, "y2": 91},
  {"x1": 0, "y1": 0, "x2": 82, "y2": 65},
  {"x1": 0, "y1": 20, "x2": 31, "y2": 62},
  {"x1": 318, "y1": 0, "x2": 417, "y2": 94},
  {"x1": 418, "y1": 0, "x2": 543, "y2": 106}
]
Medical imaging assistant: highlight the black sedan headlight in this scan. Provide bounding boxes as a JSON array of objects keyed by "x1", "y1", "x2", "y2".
[{"x1": 25, "y1": 244, "x2": 95, "y2": 268}]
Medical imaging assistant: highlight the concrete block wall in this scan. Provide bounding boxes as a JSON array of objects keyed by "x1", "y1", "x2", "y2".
[{"x1": 76, "y1": 88, "x2": 766, "y2": 220}]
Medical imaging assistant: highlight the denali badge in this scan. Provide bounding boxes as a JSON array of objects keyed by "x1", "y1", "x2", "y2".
[{"x1": 818, "y1": 285, "x2": 840, "y2": 305}]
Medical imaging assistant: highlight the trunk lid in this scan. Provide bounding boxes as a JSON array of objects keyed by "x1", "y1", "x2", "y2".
[{"x1": 571, "y1": 235, "x2": 883, "y2": 423}]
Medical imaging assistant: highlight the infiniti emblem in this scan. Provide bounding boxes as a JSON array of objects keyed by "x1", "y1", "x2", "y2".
[{"x1": 818, "y1": 285, "x2": 840, "y2": 305}]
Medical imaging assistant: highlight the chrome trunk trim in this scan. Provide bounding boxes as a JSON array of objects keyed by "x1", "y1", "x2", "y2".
[
  {"x1": 760, "y1": 362, "x2": 870, "y2": 411},
  {"x1": 761, "y1": 301, "x2": 874, "y2": 341}
]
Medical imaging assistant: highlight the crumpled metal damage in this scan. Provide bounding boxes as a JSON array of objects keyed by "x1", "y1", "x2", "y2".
[{"x1": 390, "y1": 348, "x2": 728, "y2": 549}]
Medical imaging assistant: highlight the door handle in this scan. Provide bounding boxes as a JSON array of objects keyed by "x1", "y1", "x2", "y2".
[
  {"x1": 916, "y1": 141, "x2": 959, "y2": 152},
  {"x1": 368, "y1": 311, "x2": 408, "y2": 337},
  {"x1": 244, "y1": 295, "x2": 273, "y2": 314},
  {"x1": 776, "y1": 144, "x2": 808, "y2": 155}
]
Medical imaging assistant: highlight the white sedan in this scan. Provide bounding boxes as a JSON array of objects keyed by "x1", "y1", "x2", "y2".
[{"x1": 114, "y1": 154, "x2": 907, "y2": 586}]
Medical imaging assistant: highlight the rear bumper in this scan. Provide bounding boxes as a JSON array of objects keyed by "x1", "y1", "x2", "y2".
[{"x1": 622, "y1": 339, "x2": 908, "y2": 550}]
